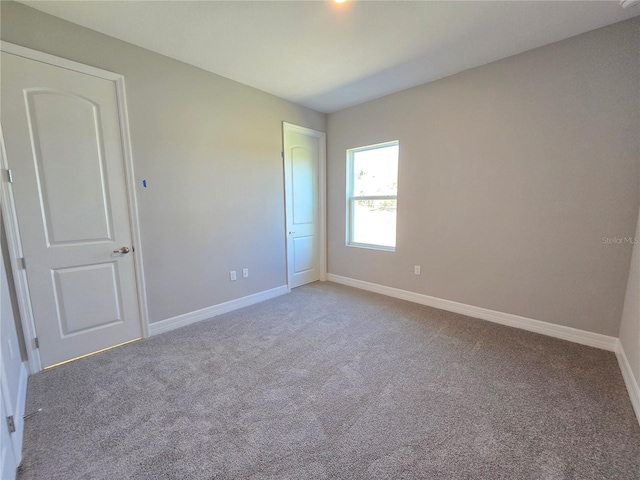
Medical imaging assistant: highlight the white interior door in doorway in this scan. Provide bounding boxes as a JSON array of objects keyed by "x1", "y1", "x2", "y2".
[
  {"x1": 1, "y1": 45, "x2": 146, "y2": 369},
  {"x1": 283, "y1": 122, "x2": 326, "y2": 289},
  {"x1": 1, "y1": 385, "x2": 18, "y2": 480},
  {"x1": 0, "y1": 249, "x2": 27, "y2": 477}
]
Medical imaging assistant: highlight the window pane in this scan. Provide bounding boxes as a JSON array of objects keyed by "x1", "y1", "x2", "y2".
[
  {"x1": 353, "y1": 145, "x2": 398, "y2": 197},
  {"x1": 352, "y1": 199, "x2": 397, "y2": 248}
]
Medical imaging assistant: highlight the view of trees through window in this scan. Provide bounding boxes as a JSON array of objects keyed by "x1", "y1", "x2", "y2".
[{"x1": 348, "y1": 142, "x2": 399, "y2": 249}]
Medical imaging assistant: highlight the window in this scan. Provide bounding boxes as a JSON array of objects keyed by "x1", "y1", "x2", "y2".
[{"x1": 346, "y1": 141, "x2": 399, "y2": 251}]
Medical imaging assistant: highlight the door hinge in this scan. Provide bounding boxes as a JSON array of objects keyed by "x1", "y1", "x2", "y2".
[
  {"x1": 6, "y1": 169, "x2": 13, "y2": 183},
  {"x1": 281, "y1": 151, "x2": 284, "y2": 158},
  {"x1": 34, "y1": 337, "x2": 39, "y2": 349},
  {"x1": 19, "y1": 257, "x2": 26, "y2": 269},
  {"x1": 6, "y1": 415, "x2": 15, "y2": 434}
]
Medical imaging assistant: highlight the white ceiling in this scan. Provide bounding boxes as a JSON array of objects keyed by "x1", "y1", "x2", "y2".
[{"x1": 20, "y1": 1, "x2": 640, "y2": 113}]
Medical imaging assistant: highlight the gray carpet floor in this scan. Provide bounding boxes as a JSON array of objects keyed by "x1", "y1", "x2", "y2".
[{"x1": 17, "y1": 282, "x2": 640, "y2": 480}]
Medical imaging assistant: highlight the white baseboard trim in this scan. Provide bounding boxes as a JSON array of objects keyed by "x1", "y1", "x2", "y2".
[
  {"x1": 327, "y1": 274, "x2": 618, "y2": 352},
  {"x1": 615, "y1": 340, "x2": 640, "y2": 425},
  {"x1": 149, "y1": 285, "x2": 288, "y2": 336}
]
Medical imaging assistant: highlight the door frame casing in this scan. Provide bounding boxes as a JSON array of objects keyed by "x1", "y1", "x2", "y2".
[
  {"x1": 282, "y1": 122, "x2": 327, "y2": 291},
  {"x1": 0, "y1": 41, "x2": 150, "y2": 373}
]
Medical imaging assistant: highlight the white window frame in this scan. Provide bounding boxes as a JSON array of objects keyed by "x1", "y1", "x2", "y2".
[{"x1": 346, "y1": 140, "x2": 399, "y2": 252}]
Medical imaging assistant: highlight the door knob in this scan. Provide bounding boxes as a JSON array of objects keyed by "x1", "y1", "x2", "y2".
[
  {"x1": 288, "y1": 231, "x2": 295, "y2": 235},
  {"x1": 113, "y1": 246, "x2": 130, "y2": 254}
]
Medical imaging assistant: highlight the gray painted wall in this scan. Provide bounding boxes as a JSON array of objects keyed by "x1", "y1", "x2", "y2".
[
  {"x1": 620, "y1": 206, "x2": 640, "y2": 387},
  {"x1": 327, "y1": 18, "x2": 639, "y2": 336},
  {"x1": 1, "y1": 2, "x2": 326, "y2": 324}
]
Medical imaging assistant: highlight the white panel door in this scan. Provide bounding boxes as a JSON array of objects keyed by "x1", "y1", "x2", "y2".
[
  {"x1": 283, "y1": 123, "x2": 324, "y2": 288},
  {"x1": 1, "y1": 52, "x2": 142, "y2": 368},
  {"x1": 1, "y1": 251, "x2": 24, "y2": 468},
  {"x1": 1, "y1": 384, "x2": 18, "y2": 480}
]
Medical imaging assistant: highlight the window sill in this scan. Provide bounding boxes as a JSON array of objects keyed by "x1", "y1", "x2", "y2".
[{"x1": 347, "y1": 243, "x2": 396, "y2": 253}]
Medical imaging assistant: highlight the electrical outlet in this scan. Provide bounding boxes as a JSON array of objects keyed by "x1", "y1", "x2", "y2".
[
  {"x1": 229, "y1": 270, "x2": 237, "y2": 281},
  {"x1": 242, "y1": 268, "x2": 249, "y2": 278},
  {"x1": 414, "y1": 265, "x2": 421, "y2": 275}
]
